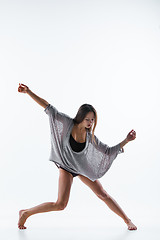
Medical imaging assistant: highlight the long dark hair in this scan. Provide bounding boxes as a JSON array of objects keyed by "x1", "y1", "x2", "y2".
[{"x1": 73, "y1": 104, "x2": 97, "y2": 143}]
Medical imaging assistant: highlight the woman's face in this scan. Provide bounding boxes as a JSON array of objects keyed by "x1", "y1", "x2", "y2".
[{"x1": 83, "y1": 112, "x2": 95, "y2": 129}]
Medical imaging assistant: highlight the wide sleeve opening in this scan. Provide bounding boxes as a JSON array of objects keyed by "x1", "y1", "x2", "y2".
[{"x1": 44, "y1": 104, "x2": 50, "y2": 113}]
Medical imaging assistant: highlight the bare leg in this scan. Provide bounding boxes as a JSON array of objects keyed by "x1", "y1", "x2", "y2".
[
  {"x1": 78, "y1": 175, "x2": 137, "y2": 230},
  {"x1": 18, "y1": 168, "x2": 73, "y2": 229}
]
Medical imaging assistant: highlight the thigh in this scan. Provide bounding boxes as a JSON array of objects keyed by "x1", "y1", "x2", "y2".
[
  {"x1": 57, "y1": 168, "x2": 73, "y2": 205},
  {"x1": 60, "y1": 166, "x2": 79, "y2": 178},
  {"x1": 78, "y1": 175, "x2": 108, "y2": 199}
]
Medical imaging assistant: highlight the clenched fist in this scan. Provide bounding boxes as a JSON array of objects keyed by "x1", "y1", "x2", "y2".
[
  {"x1": 18, "y1": 83, "x2": 29, "y2": 93},
  {"x1": 126, "y1": 130, "x2": 136, "y2": 142}
]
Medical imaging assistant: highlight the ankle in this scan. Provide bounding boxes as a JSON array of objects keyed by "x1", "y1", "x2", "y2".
[
  {"x1": 23, "y1": 209, "x2": 30, "y2": 218},
  {"x1": 124, "y1": 218, "x2": 131, "y2": 224}
]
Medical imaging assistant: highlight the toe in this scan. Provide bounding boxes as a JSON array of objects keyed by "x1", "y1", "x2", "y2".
[
  {"x1": 19, "y1": 225, "x2": 26, "y2": 229},
  {"x1": 128, "y1": 226, "x2": 137, "y2": 231}
]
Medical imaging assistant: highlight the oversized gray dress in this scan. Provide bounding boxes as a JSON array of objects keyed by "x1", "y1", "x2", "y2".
[{"x1": 44, "y1": 104, "x2": 123, "y2": 182}]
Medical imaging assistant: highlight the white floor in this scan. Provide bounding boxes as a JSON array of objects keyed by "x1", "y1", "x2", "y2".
[
  {"x1": 1, "y1": 215, "x2": 160, "y2": 240},
  {"x1": 1, "y1": 225, "x2": 160, "y2": 240}
]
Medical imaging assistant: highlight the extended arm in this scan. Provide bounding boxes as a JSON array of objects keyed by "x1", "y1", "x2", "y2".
[
  {"x1": 120, "y1": 130, "x2": 136, "y2": 148},
  {"x1": 18, "y1": 83, "x2": 49, "y2": 108}
]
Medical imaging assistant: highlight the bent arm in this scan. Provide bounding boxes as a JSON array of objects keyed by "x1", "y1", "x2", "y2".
[
  {"x1": 120, "y1": 129, "x2": 136, "y2": 148},
  {"x1": 27, "y1": 89, "x2": 49, "y2": 108}
]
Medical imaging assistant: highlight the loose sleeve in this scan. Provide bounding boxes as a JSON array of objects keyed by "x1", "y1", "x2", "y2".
[
  {"x1": 93, "y1": 135, "x2": 124, "y2": 155},
  {"x1": 44, "y1": 104, "x2": 72, "y2": 124},
  {"x1": 44, "y1": 103, "x2": 73, "y2": 148},
  {"x1": 90, "y1": 134, "x2": 124, "y2": 178},
  {"x1": 44, "y1": 104, "x2": 57, "y2": 117}
]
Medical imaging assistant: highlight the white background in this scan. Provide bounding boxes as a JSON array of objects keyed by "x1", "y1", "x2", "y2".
[{"x1": 0, "y1": 0, "x2": 160, "y2": 239}]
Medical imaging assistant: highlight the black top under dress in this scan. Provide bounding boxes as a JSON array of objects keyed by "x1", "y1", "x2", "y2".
[{"x1": 55, "y1": 134, "x2": 86, "y2": 177}]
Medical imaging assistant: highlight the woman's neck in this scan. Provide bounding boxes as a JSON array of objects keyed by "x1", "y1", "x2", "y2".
[
  {"x1": 74, "y1": 123, "x2": 86, "y2": 133},
  {"x1": 72, "y1": 124, "x2": 87, "y2": 143}
]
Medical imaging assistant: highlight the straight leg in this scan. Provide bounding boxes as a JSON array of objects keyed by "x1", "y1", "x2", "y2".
[{"x1": 78, "y1": 175, "x2": 137, "y2": 230}]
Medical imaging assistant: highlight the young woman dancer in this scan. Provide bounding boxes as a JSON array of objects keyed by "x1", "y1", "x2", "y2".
[{"x1": 18, "y1": 83, "x2": 137, "y2": 231}]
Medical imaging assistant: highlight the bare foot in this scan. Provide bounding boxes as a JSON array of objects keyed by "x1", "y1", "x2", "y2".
[
  {"x1": 18, "y1": 209, "x2": 29, "y2": 229},
  {"x1": 125, "y1": 219, "x2": 137, "y2": 230}
]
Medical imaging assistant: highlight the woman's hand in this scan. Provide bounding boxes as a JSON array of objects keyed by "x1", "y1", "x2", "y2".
[
  {"x1": 126, "y1": 129, "x2": 136, "y2": 142},
  {"x1": 18, "y1": 83, "x2": 29, "y2": 93},
  {"x1": 120, "y1": 130, "x2": 136, "y2": 149},
  {"x1": 18, "y1": 83, "x2": 49, "y2": 108}
]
